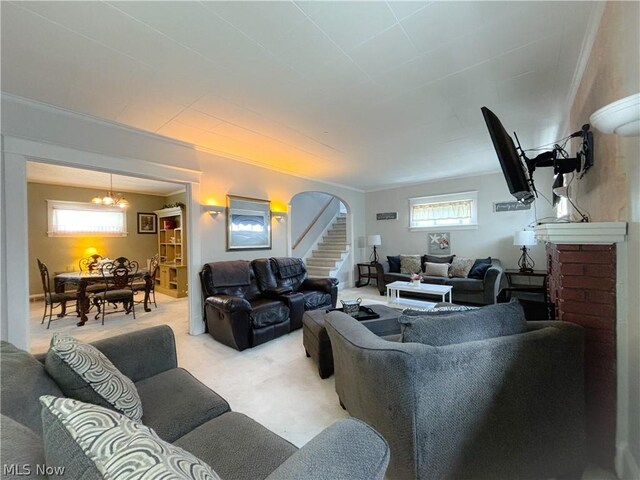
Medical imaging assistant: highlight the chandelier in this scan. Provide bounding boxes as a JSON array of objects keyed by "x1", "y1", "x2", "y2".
[{"x1": 91, "y1": 174, "x2": 129, "y2": 208}]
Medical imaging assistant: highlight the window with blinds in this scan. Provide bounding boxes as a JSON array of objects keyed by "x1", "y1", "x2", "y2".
[
  {"x1": 47, "y1": 200, "x2": 127, "y2": 237},
  {"x1": 409, "y1": 191, "x2": 478, "y2": 229}
]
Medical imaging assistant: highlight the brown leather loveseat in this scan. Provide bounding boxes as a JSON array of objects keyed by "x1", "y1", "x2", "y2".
[{"x1": 200, "y1": 258, "x2": 338, "y2": 351}]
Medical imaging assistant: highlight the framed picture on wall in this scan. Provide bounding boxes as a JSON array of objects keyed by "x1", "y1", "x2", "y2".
[
  {"x1": 428, "y1": 232, "x2": 451, "y2": 255},
  {"x1": 226, "y1": 195, "x2": 272, "y2": 250},
  {"x1": 137, "y1": 212, "x2": 157, "y2": 234}
]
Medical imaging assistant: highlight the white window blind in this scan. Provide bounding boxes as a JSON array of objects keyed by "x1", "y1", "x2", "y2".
[
  {"x1": 409, "y1": 191, "x2": 478, "y2": 229},
  {"x1": 48, "y1": 200, "x2": 127, "y2": 237}
]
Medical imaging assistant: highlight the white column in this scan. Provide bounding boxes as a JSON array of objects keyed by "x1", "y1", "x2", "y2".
[
  {"x1": 0, "y1": 152, "x2": 29, "y2": 349},
  {"x1": 186, "y1": 182, "x2": 204, "y2": 336}
]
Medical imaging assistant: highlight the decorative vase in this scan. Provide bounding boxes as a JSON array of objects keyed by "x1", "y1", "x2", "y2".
[{"x1": 412, "y1": 279, "x2": 421, "y2": 286}]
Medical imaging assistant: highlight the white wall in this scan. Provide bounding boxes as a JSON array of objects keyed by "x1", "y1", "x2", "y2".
[
  {"x1": 365, "y1": 170, "x2": 555, "y2": 269},
  {"x1": 291, "y1": 193, "x2": 340, "y2": 258},
  {"x1": 0, "y1": 95, "x2": 367, "y2": 348}
]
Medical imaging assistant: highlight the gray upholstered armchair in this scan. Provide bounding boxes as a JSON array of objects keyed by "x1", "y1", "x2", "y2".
[{"x1": 325, "y1": 311, "x2": 586, "y2": 480}]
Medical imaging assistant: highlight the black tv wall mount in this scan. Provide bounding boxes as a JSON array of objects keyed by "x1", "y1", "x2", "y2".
[{"x1": 514, "y1": 124, "x2": 593, "y2": 193}]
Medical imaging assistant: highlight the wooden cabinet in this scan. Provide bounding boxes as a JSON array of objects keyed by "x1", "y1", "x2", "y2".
[{"x1": 154, "y1": 207, "x2": 188, "y2": 298}]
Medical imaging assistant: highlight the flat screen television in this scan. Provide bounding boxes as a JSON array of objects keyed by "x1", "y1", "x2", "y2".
[{"x1": 481, "y1": 107, "x2": 535, "y2": 205}]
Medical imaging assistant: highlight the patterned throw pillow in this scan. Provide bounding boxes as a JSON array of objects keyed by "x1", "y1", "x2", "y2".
[
  {"x1": 40, "y1": 396, "x2": 220, "y2": 480},
  {"x1": 402, "y1": 305, "x2": 479, "y2": 316},
  {"x1": 399, "y1": 255, "x2": 422, "y2": 274},
  {"x1": 423, "y1": 262, "x2": 450, "y2": 277},
  {"x1": 448, "y1": 257, "x2": 475, "y2": 278},
  {"x1": 44, "y1": 334, "x2": 143, "y2": 421}
]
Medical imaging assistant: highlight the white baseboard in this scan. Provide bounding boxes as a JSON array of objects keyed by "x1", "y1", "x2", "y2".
[{"x1": 616, "y1": 441, "x2": 640, "y2": 480}]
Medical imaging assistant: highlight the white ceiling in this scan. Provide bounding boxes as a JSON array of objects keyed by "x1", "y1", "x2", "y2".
[
  {"x1": 26, "y1": 162, "x2": 185, "y2": 196},
  {"x1": 2, "y1": 1, "x2": 596, "y2": 191}
]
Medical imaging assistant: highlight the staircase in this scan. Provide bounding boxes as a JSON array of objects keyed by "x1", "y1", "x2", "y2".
[{"x1": 306, "y1": 214, "x2": 349, "y2": 278}]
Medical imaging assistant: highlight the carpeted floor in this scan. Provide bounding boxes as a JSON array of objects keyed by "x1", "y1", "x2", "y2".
[{"x1": 28, "y1": 285, "x2": 618, "y2": 478}]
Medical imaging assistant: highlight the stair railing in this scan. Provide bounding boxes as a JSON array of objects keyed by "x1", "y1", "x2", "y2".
[{"x1": 292, "y1": 198, "x2": 336, "y2": 250}]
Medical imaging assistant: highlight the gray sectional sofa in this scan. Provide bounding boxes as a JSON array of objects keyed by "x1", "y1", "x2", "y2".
[
  {"x1": 375, "y1": 258, "x2": 505, "y2": 305},
  {"x1": 325, "y1": 310, "x2": 587, "y2": 480},
  {"x1": 1, "y1": 325, "x2": 390, "y2": 480}
]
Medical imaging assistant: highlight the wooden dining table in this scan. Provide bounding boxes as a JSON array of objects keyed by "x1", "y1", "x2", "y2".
[{"x1": 54, "y1": 269, "x2": 152, "y2": 326}]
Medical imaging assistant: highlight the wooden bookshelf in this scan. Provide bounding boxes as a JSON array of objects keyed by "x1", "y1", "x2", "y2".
[{"x1": 154, "y1": 207, "x2": 188, "y2": 298}]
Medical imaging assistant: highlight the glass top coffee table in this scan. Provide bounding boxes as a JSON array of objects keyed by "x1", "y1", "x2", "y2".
[{"x1": 386, "y1": 281, "x2": 452, "y2": 310}]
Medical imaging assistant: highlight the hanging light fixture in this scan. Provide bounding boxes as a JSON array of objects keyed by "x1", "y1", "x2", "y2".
[{"x1": 91, "y1": 174, "x2": 129, "y2": 208}]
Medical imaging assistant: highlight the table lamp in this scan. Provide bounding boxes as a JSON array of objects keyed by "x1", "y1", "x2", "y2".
[
  {"x1": 514, "y1": 230, "x2": 537, "y2": 273},
  {"x1": 367, "y1": 235, "x2": 382, "y2": 264}
]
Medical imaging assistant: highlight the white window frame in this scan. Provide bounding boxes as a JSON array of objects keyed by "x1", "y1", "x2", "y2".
[
  {"x1": 409, "y1": 191, "x2": 478, "y2": 231},
  {"x1": 47, "y1": 200, "x2": 128, "y2": 237}
]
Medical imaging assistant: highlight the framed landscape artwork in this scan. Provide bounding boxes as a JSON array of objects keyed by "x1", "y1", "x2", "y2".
[
  {"x1": 226, "y1": 195, "x2": 271, "y2": 251},
  {"x1": 137, "y1": 212, "x2": 157, "y2": 234}
]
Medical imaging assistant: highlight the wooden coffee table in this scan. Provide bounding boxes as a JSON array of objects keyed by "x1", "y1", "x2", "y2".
[
  {"x1": 303, "y1": 304, "x2": 401, "y2": 379},
  {"x1": 386, "y1": 281, "x2": 452, "y2": 309}
]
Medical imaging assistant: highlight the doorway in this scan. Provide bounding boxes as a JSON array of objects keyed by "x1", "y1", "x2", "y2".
[
  {"x1": 26, "y1": 161, "x2": 190, "y2": 350},
  {"x1": 289, "y1": 191, "x2": 353, "y2": 288}
]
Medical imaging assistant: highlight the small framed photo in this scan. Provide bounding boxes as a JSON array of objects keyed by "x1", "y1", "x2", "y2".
[{"x1": 137, "y1": 212, "x2": 157, "y2": 234}]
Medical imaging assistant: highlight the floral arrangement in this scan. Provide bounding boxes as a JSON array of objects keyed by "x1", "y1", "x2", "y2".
[
  {"x1": 161, "y1": 202, "x2": 186, "y2": 209},
  {"x1": 410, "y1": 273, "x2": 423, "y2": 282}
]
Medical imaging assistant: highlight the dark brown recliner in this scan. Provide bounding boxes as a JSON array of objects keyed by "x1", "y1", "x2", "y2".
[
  {"x1": 200, "y1": 260, "x2": 290, "y2": 351},
  {"x1": 255, "y1": 258, "x2": 338, "y2": 330}
]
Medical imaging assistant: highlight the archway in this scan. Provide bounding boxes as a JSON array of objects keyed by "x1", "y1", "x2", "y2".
[{"x1": 288, "y1": 191, "x2": 353, "y2": 288}]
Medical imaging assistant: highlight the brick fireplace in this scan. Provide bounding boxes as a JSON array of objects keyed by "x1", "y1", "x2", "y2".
[{"x1": 536, "y1": 222, "x2": 627, "y2": 468}]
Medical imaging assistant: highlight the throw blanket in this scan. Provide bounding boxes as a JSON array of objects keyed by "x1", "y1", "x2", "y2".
[
  {"x1": 273, "y1": 257, "x2": 306, "y2": 279},
  {"x1": 206, "y1": 260, "x2": 251, "y2": 287}
]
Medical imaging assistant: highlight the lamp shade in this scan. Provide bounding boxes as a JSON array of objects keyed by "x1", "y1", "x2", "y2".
[
  {"x1": 367, "y1": 234, "x2": 382, "y2": 246},
  {"x1": 514, "y1": 230, "x2": 537, "y2": 246}
]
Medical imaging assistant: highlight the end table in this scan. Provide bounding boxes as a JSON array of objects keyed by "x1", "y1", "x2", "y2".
[{"x1": 356, "y1": 263, "x2": 379, "y2": 287}]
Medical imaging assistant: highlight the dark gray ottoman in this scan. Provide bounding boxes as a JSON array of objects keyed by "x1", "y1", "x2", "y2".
[{"x1": 303, "y1": 304, "x2": 401, "y2": 379}]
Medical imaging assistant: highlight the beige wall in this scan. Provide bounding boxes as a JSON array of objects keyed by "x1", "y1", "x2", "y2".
[
  {"x1": 28, "y1": 182, "x2": 166, "y2": 295},
  {"x1": 570, "y1": 1, "x2": 640, "y2": 476},
  {"x1": 365, "y1": 170, "x2": 555, "y2": 270},
  {"x1": 571, "y1": 2, "x2": 639, "y2": 222},
  {"x1": 164, "y1": 191, "x2": 186, "y2": 206}
]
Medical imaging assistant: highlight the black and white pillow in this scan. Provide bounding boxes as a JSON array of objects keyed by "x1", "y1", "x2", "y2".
[
  {"x1": 402, "y1": 305, "x2": 479, "y2": 316},
  {"x1": 40, "y1": 396, "x2": 220, "y2": 480},
  {"x1": 44, "y1": 334, "x2": 143, "y2": 421}
]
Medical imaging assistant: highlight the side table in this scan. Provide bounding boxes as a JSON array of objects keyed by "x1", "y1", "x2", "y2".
[
  {"x1": 356, "y1": 262, "x2": 379, "y2": 287},
  {"x1": 504, "y1": 269, "x2": 548, "y2": 294},
  {"x1": 501, "y1": 269, "x2": 552, "y2": 320}
]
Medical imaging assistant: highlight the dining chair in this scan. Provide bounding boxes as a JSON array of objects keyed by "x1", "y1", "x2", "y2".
[
  {"x1": 78, "y1": 254, "x2": 103, "y2": 273},
  {"x1": 79, "y1": 254, "x2": 109, "y2": 293},
  {"x1": 37, "y1": 259, "x2": 78, "y2": 329},
  {"x1": 133, "y1": 254, "x2": 159, "y2": 308},
  {"x1": 93, "y1": 257, "x2": 138, "y2": 325}
]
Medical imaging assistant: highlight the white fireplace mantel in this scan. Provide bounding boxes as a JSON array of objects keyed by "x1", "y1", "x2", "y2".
[{"x1": 534, "y1": 221, "x2": 627, "y2": 244}]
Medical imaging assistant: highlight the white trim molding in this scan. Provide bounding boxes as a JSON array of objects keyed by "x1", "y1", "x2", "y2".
[{"x1": 534, "y1": 222, "x2": 627, "y2": 244}]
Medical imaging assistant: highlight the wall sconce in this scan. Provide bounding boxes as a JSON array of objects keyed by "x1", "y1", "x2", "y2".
[
  {"x1": 590, "y1": 92, "x2": 640, "y2": 136},
  {"x1": 272, "y1": 211, "x2": 287, "y2": 221},
  {"x1": 202, "y1": 205, "x2": 225, "y2": 216}
]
